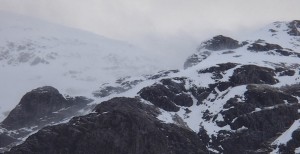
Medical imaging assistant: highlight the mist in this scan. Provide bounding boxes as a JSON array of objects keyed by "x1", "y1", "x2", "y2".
[{"x1": 1, "y1": 0, "x2": 300, "y2": 68}]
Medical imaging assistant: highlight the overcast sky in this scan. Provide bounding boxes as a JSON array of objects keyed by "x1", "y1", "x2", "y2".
[{"x1": 1, "y1": 0, "x2": 300, "y2": 67}]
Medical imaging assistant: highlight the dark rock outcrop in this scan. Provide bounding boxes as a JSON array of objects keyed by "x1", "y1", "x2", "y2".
[
  {"x1": 184, "y1": 51, "x2": 211, "y2": 69},
  {"x1": 229, "y1": 65, "x2": 278, "y2": 85},
  {"x1": 7, "y1": 97, "x2": 208, "y2": 154},
  {"x1": 199, "y1": 62, "x2": 238, "y2": 81},
  {"x1": 1, "y1": 86, "x2": 71, "y2": 129},
  {"x1": 139, "y1": 78, "x2": 193, "y2": 112},
  {"x1": 247, "y1": 41, "x2": 300, "y2": 57},
  {"x1": 222, "y1": 85, "x2": 298, "y2": 127},
  {"x1": 190, "y1": 86, "x2": 211, "y2": 105},
  {"x1": 247, "y1": 42, "x2": 283, "y2": 51},
  {"x1": 244, "y1": 84, "x2": 298, "y2": 107},
  {"x1": 219, "y1": 102, "x2": 300, "y2": 154},
  {"x1": 184, "y1": 35, "x2": 242, "y2": 69},
  {"x1": 287, "y1": 20, "x2": 300, "y2": 36},
  {"x1": 280, "y1": 83, "x2": 300, "y2": 97},
  {"x1": 275, "y1": 67, "x2": 296, "y2": 76},
  {"x1": 201, "y1": 35, "x2": 241, "y2": 51},
  {"x1": 0, "y1": 86, "x2": 93, "y2": 152},
  {"x1": 139, "y1": 84, "x2": 180, "y2": 112},
  {"x1": 199, "y1": 63, "x2": 238, "y2": 74},
  {"x1": 1, "y1": 86, "x2": 92, "y2": 130},
  {"x1": 215, "y1": 85, "x2": 300, "y2": 153}
]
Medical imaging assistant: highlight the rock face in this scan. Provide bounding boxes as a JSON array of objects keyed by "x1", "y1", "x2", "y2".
[
  {"x1": 248, "y1": 42, "x2": 283, "y2": 51},
  {"x1": 139, "y1": 78, "x2": 193, "y2": 112},
  {"x1": 288, "y1": 20, "x2": 300, "y2": 36},
  {"x1": 0, "y1": 86, "x2": 93, "y2": 152},
  {"x1": 183, "y1": 51, "x2": 211, "y2": 69},
  {"x1": 214, "y1": 84, "x2": 300, "y2": 153},
  {"x1": 201, "y1": 35, "x2": 241, "y2": 51},
  {"x1": 184, "y1": 35, "x2": 242, "y2": 69},
  {"x1": 247, "y1": 41, "x2": 300, "y2": 58},
  {"x1": 2, "y1": 86, "x2": 71, "y2": 129},
  {"x1": 7, "y1": 97, "x2": 208, "y2": 154},
  {"x1": 229, "y1": 65, "x2": 279, "y2": 85},
  {"x1": 2, "y1": 86, "x2": 91, "y2": 130}
]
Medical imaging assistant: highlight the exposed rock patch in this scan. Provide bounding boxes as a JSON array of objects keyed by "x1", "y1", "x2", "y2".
[
  {"x1": 275, "y1": 67, "x2": 296, "y2": 76},
  {"x1": 139, "y1": 78, "x2": 193, "y2": 112},
  {"x1": 184, "y1": 51, "x2": 211, "y2": 69},
  {"x1": 201, "y1": 35, "x2": 241, "y2": 51},
  {"x1": 199, "y1": 62, "x2": 238, "y2": 81},
  {"x1": 2, "y1": 86, "x2": 71, "y2": 129},
  {"x1": 139, "y1": 84, "x2": 180, "y2": 112},
  {"x1": 229, "y1": 65, "x2": 278, "y2": 85},
  {"x1": 248, "y1": 42, "x2": 283, "y2": 51},
  {"x1": 287, "y1": 20, "x2": 300, "y2": 36},
  {"x1": 280, "y1": 83, "x2": 300, "y2": 97},
  {"x1": 214, "y1": 84, "x2": 300, "y2": 153},
  {"x1": 0, "y1": 86, "x2": 93, "y2": 152},
  {"x1": 2, "y1": 86, "x2": 92, "y2": 130}
]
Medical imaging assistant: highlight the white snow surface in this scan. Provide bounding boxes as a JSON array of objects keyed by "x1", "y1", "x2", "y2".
[{"x1": 0, "y1": 12, "x2": 167, "y2": 121}]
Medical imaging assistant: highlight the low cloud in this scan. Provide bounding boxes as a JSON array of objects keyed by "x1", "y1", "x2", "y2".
[{"x1": 1, "y1": 0, "x2": 300, "y2": 68}]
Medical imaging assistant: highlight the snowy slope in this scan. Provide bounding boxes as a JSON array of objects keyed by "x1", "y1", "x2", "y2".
[
  {"x1": 90, "y1": 20, "x2": 300, "y2": 153},
  {"x1": 0, "y1": 12, "x2": 164, "y2": 120}
]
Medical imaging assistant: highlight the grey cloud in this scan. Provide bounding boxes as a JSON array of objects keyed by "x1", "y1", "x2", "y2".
[{"x1": 1, "y1": 0, "x2": 300, "y2": 68}]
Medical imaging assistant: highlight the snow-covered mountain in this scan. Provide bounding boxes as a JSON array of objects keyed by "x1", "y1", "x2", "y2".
[
  {"x1": 0, "y1": 12, "x2": 165, "y2": 121},
  {"x1": 89, "y1": 20, "x2": 300, "y2": 153},
  {"x1": 1, "y1": 19, "x2": 300, "y2": 153}
]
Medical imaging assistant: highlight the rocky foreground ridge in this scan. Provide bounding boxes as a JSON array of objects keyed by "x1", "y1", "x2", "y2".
[{"x1": 1, "y1": 20, "x2": 300, "y2": 153}]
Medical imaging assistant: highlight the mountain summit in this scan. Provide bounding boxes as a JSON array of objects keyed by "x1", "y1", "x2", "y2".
[{"x1": 1, "y1": 20, "x2": 300, "y2": 153}]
